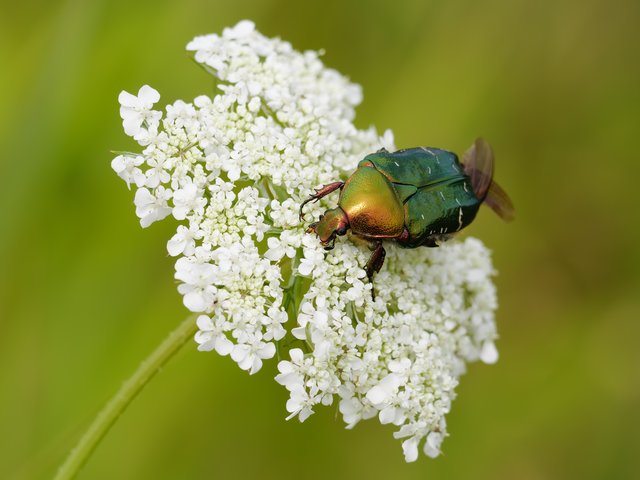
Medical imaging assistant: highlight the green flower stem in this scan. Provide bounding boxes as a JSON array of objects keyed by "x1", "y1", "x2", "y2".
[{"x1": 54, "y1": 315, "x2": 198, "y2": 480}]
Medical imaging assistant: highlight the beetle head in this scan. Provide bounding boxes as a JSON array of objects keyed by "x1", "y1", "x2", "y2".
[{"x1": 308, "y1": 207, "x2": 349, "y2": 250}]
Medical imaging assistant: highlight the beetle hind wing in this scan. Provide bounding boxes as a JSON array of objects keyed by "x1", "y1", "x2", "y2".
[
  {"x1": 485, "y1": 180, "x2": 515, "y2": 222},
  {"x1": 462, "y1": 137, "x2": 494, "y2": 200},
  {"x1": 462, "y1": 138, "x2": 515, "y2": 222}
]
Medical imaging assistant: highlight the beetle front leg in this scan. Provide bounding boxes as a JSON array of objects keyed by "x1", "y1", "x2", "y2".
[{"x1": 299, "y1": 181, "x2": 344, "y2": 220}]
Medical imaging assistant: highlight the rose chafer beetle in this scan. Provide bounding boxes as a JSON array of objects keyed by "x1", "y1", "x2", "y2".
[{"x1": 299, "y1": 138, "x2": 514, "y2": 285}]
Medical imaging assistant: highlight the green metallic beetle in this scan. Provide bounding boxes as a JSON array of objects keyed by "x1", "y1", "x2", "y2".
[{"x1": 299, "y1": 138, "x2": 514, "y2": 283}]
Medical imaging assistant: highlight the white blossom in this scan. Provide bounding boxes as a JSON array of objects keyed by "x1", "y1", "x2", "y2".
[
  {"x1": 175, "y1": 258, "x2": 218, "y2": 312},
  {"x1": 298, "y1": 235, "x2": 326, "y2": 277},
  {"x1": 112, "y1": 20, "x2": 501, "y2": 461},
  {"x1": 194, "y1": 314, "x2": 233, "y2": 354},
  {"x1": 118, "y1": 85, "x2": 162, "y2": 138},
  {"x1": 264, "y1": 230, "x2": 299, "y2": 261},
  {"x1": 172, "y1": 183, "x2": 206, "y2": 220},
  {"x1": 230, "y1": 334, "x2": 276, "y2": 374},
  {"x1": 480, "y1": 340, "x2": 499, "y2": 364},
  {"x1": 133, "y1": 186, "x2": 172, "y2": 228},
  {"x1": 275, "y1": 348, "x2": 306, "y2": 390},
  {"x1": 285, "y1": 385, "x2": 320, "y2": 421},
  {"x1": 167, "y1": 224, "x2": 202, "y2": 257},
  {"x1": 111, "y1": 155, "x2": 146, "y2": 189}
]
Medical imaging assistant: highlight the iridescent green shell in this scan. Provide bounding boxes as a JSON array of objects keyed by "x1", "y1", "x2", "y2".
[
  {"x1": 340, "y1": 147, "x2": 481, "y2": 247},
  {"x1": 338, "y1": 166, "x2": 406, "y2": 238}
]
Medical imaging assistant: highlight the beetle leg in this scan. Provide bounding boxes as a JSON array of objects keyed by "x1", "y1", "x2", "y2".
[
  {"x1": 365, "y1": 242, "x2": 386, "y2": 279},
  {"x1": 365, "y1": 242, "x2": 386, "y2": 300},
  {"x1": 423, "y1": 233, "x2": 453, "y2": 247},
  {"x1": 299, "y1": 181, "x2": 344, "y2": 220}
]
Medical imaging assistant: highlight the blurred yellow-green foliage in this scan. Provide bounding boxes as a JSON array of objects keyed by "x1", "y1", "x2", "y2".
[{"x1": 1, "y1": 0, "x2": 639, "y2": 478}]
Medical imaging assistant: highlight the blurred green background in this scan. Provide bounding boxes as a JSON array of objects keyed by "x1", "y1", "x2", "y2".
[{"x1": 1, "y1": 0, "x2": 639, "y2": 478}]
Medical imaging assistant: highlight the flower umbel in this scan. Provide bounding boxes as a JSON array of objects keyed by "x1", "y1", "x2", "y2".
[{"x1": 112, "y1": 20, "x2": 500, "y2": 461}]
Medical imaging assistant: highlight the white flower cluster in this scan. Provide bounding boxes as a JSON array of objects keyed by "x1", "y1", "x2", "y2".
[{"x1": 112, "y1": 20, "x2": 500, "y2": 461}]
